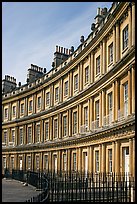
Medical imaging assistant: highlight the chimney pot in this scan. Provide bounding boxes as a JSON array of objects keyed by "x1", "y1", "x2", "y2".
[
  {"x1": 56, "y1": 45, "x2": 58, "y2": 52},
  {"x1": 61, "y1": 47, "x2": 63, "y2": 53},
  {"x1": 44, "y1": 68, "x2": 46, "y2": 73},
  {"x1": 97, "y1": 7, "x2": 100, "y2": 15}
]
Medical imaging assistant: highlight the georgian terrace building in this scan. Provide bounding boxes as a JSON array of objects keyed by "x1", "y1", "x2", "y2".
[{"x1": 2, "y1": 2, "x2": 135, "y2": 178}]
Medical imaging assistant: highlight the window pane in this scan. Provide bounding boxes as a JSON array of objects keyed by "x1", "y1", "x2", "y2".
[{"x1": 96, "y1": 56, "x2": 100, "y2": 75}]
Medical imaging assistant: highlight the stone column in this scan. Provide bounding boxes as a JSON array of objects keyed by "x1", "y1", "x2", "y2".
[
  {"x1": 132, "y1": 138, "x2": 135, "y2": 178},
  {"x1": 69, "y1": 109, "x2": 72, "y2": 136},
  {"x1": 102, "y1": 89, "x2": 105, "y2": 127},
  {"x1": 59, "y1": 78, "x2": 63, "y2": 103},
  {"x1": 101, "y1": 143, "x2": 106, "y2": 173},
  {"x1": 67, "y1": 149, "x2": 71, "y2": 172},
  {"x1": 69, "y1": 71, "x2": 73, "y2": 97},
  {"x1": 78, "y1": 148, "x2": 82, "y2": 173},
  {"x1": 57, "y1": 150, "x2": 61, "y2": 172},
  {"x1": 132, "y1": 2, "x2": 135, "y2": 46},
  {"x1": 33, "y1": 94, "x2": 36, "y2": 114},
  {"x1": 128, "y1": 5, "x2": 132, "y2": 49},
  {"x1": 100, "y1": 41, "x2": 103, "y2": 75},
  {"x1": 79, "y1": 61, "x2": 83, "y2": 91},
  {"x1": 99, "y1": 145, "x2": 102, "y2": 172},
  {"x1": 89, "y1": 53, "x2": 91, "y2": 83},
  {"x1": 50, "y1": 84, "x2": 54, "y2": 107},
  {"x1": 115, "y1": 79, "x2": 118, "y2": 121},
  {"x1": 99, "y1": 92, "x2": 102, "y2": 127},
  {"x1": 40, "y1": 120, "x2": 44, "y2": 142},
  {"x1": 58, "y1": 113, "x2": 62, "y2": 139},
  {"x1": 77, "y1": 105, "x2": 79, "y2": 133},
  {"x1": 17, "y1": 101, "x2": 20, "y2": 118},
  {"x1": 129, "y1": 138, "x2": 133, "y2": 175},
  {"x1": 102, "y1": 39, "x2": 106, "y2": 74},
  {"x1": 120, "y1": 82, "x2": 123, "y2": 113},
  {"x1": 115, "y1": 141, "x2": 120, "y2": 174},
  {"x1": 131, "y1": 66, "x2": 135, "y2": 113},
  {"x1": 116, "y1": 21, "x2": 120, "y2": 62},
  {"x1": 112, "y1": 142, "x2": 115, "y2": 173},
  {"x1": 79, "y1": 104, "x2": 82, "y2": 133},
  {"x1": 112, "y1": 82, "x2": 115, "y2": 122},
  {"x1": 49, "y1": 152, "x2": 52, "y2": 172},
  {"x1": 90, "y1": 97, "x2": 93, "y2": 128},
  {"x1": 25, "y1": 98, "x2": 28, "y2": 116},
  {"x1": 128, "y1": 69, "x2": 131, "y2": 115},
  {"x1": 32, "y1": 122, "x2": 35, "y2": 143},
  {"x1": 113, "y1": 25, "x2": 116, "y2": 64},
  {"x1": 50, "y1": 117, "x2": 53, "y2": 141},
  {"x1": 42, "y1": 89, "x2": 45, "y2": 110},
  {"x1": 40, "y1": 152, "x2": 43, "y2": 171},
  {"x1": 91, "y1": 52, "x2": 94, "y2": 83},
  {"x1": 31, "y1": 153, "x2": 34, "y2": 171},
  {"x1": 88, "y1": 99, "x2": 90, "y2": 130},
  {"x1": 88, "y1": 147, "x2": 90, "y2": 173}
]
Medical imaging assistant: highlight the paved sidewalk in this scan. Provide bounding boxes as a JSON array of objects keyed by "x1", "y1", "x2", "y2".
[{"x1": 2, "y1": 178, "x2": 42, "y2": 202}]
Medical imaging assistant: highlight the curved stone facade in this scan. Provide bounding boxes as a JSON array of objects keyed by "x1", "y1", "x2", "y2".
[{"x1": 2, "y1": 2, "x2": 135, "y2": 177}]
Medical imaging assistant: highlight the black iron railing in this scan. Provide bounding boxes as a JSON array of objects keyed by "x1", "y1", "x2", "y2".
[{"x1": 3, "y1": 170, "x2": 135, "y2": 202}]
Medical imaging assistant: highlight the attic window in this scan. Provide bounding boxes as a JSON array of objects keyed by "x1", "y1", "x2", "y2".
[
  {"x1": 46, "y1": 75, "x2": 48, "y2": 78},
  {"x1": 74, "y1": 53, "x2": 77, "y2": 57},
  {"x1": 55, "y1": 68, "x2": 57, "y2": 72},
  {"x1": 13, "y1": 91, "x2": 15, "y2": 94},
  {"x1": 84, "y1": 43, "x2": 87, "y2": 47},
  {"x1": 64, "y1": 62, "x2": 67, "y2": 65}
]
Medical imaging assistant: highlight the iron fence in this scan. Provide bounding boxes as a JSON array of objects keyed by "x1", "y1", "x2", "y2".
[{"x1": 3, "y1": 170, "x2": 135, "y2": 202}]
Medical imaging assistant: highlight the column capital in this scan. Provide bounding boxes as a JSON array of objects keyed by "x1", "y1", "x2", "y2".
[{"x1": 115, "y1": 20, "x2": 120, "y2": 27}]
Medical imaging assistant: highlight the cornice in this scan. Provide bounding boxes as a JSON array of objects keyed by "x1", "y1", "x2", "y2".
[{"x1": 2, "y1": 114, "x2": 135, "y2": 153}]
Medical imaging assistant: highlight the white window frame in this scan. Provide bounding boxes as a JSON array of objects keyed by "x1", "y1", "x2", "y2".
[
  {"x1": 46, "y1": 92, "x2": 50, "y2": 106},
  {"x1": 95, "y1": 150, "x2": 99, "y2": 172},
  {"x1": 63, "y1": 116, "x2": 67, "y2": 137},
  {"x1": 29, "y1": 100, "x2": 33, "y2": 111},
  {"x1": 37, "y1": 96, "x2": 41, "y2": 109},
  {"x1": 108, "y1": 149, "x2": 112, "y2": 173},
  {"x1": 55, "y1": 87, "x2": 59, "y2": 102},
  {"x1": 4, "y1": 108, "x2": 8, "y2": 119},
  {"x1": 85, "y1": 66, "x2": 89, "y2": 84},
  {"x1": 73, "y1": 112, "x2": 77, "y2": 134},
  {"x1": 20, "y1": 103, "x2": 24, "y2": 115},
  {"x1": 19, "y1": 128, "x2": 23, "y2": 145},
  {"x1": 54, "y1": 119, "x2": 58, "y2": 138},
  {"x1": 74, "y1": 74, "x2": 78, "y2": 91},
  {"x1": 36, "y1": 124, "x2": 40, "y2": 143},
  {"x1": 108, "y1": 43, "x2": 113, "y2": 64},
  {"x1": 12, "y1": 106, "x2": 16, "y2": 117},
  {"x1": 96, "y1": 56, "x2": 100, "y2": 75},
  {"x1": 45, "y1": 122, "x2": 49, "y2": 140},
  {"x1": 84, "y1": 106, "x2": 88, "y2": 126},
  {"x1": 28, "y1": 127, "x2": 32, "y2": 144},
  {"x1": 64, "y1": 81, "x2": 68, "y2": 96},
  {"x1": 123, "y1": 25, "x2": 128, "y2": 50}
]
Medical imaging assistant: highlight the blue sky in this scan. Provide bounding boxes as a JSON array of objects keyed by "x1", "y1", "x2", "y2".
[{"x1": 2, "y1": 2, "x2": 112, "y2": 85}]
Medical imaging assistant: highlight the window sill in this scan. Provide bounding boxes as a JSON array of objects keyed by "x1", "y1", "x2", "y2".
[
  {"x1": 122, "y1": 46, "x2": 128, "y2": 55},
  {"x1": 108, "y1": 62, "x2": 113, "y2": 68},
  {"x1": 95, "y1": 73, "x2": 101, "y2": 78}
]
